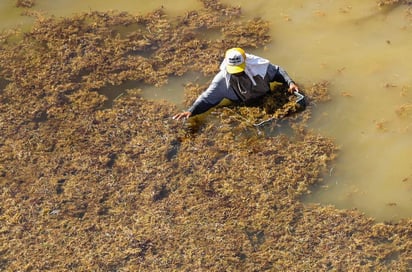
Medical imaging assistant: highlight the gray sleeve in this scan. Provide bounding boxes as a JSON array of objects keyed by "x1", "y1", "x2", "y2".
[
  {"x1": 266, "y1": 63, "x2": 295, "y2": 86},
  {"x1": 188, "y1": 71, "x2": 239, "y2": 116}
]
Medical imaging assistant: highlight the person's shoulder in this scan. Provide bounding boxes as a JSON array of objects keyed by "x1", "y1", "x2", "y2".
[{"x1": 213, "y1": 70, "x2": 226, "y2": 80}]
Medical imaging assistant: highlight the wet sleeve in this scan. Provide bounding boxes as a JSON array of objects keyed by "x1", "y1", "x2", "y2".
[
  {"x1": 267, "y1": 63, "x2": 295, "y2": 86},
  {"x1": 187, "y1": 72, "x2": 231, "y2": 116}
]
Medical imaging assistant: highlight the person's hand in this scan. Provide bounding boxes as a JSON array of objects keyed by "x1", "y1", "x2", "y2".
[
  {"x1": 172, "y1": 111, "x2": 192, "y2": 120},
  {"x1": 288, "y1": 82, "x2": 299, "y2": 93}
]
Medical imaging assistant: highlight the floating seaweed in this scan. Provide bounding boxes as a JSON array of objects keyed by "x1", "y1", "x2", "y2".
[
  {"x1": 0, "y1": 0, "x2": 411, "y2": 271},
  {"x1": 16, "y1": 0, "x2": 35, "y2": 8}
]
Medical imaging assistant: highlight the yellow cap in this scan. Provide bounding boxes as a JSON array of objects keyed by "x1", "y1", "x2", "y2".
[{"x1": 225, "y1": 48, "x2": 246, "y2": 74}]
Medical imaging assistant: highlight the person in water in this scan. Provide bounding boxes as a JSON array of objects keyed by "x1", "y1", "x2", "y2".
[{"x1": 173, "y1": 47, "x2": 300, "y2": 120}]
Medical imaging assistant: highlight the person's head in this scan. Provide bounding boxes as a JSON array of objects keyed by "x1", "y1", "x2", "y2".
[{"x1": 225, "y1": 47, "x2": 246, "y2": 74}]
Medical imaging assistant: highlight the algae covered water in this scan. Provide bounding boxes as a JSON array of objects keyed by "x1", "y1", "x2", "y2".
[
  {"x1": 3, "y1": 0, "x2": 410, "y2": 221},
  {"x1": 0, "y1": 1, "x2": 411, "y2": 271}
]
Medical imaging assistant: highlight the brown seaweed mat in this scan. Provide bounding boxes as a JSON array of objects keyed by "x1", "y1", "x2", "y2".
[{"x1": 0, "y1": 0, "x2": 411, "y2": 271}]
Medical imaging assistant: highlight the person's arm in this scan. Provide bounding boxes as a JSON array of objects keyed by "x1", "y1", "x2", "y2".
[
  {"x1": 267, "y1": 64, "x2": 299, "y2": 93},
  {"x1": 173, "y1": 72, "x2": 229, "y2": 120},
  {"x1": 187, "y1": 82, "x2": 222, "y2": 116}
]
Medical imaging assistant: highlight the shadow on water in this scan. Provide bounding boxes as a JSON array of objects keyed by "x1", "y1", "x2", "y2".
[
  {"x1": 0, "y1": 78, "x2": 10, "y2": 94},
  {"x1": 166, "y1": 139, "x2": 181, "y2": 161},
  {"x1": 33, "y1": 109, "x2": 48, "y2": 123}
]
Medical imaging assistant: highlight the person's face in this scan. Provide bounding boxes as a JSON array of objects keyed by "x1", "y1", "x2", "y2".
[{"x1": 231, "y1": 71, "x2": 246, "y2": 77}]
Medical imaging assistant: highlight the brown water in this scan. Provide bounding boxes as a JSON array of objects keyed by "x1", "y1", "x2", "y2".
[{"x1": 1, "y1": 0, "x2": 411, "y2": 221}]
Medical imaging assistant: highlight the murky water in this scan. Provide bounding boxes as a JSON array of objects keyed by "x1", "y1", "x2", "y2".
[{"x1": 1, "y1": 0, "x2": 411, "y2": 221}]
